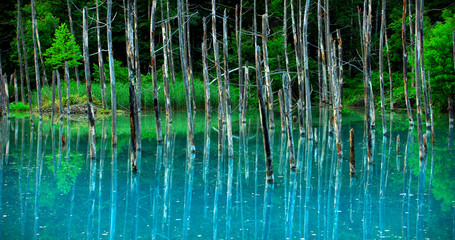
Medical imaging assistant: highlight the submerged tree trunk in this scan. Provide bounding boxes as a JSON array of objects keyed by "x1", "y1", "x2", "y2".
[
  {"x1": 379, "y1": 0, "x2": 387, "y2": 135},
  {"x1": 16, "y1": 3, "x2": 25, "y2": 103},
  {"x1": 415, "y1": 0, "x2": 425, "y2": 159},
  {"x1": 57, "y1": 70, "x2": 63, "y2": 119},
  {"x1": 96, "y1": 0, "x2": 107, "y2": 110},
  {"x1": 162, "y1": 24, "x2": 172, "y2": 122},
  {"x1": 67, "y1": 0, "x2": 81, "y2": 89},
  {"x1": 303, "y1": 0, "x2": 312, "y2": 139},
  {"x1": 255, "y1": 46, "x2": 274, "y2": 183},
  {"x1": 402, "y1": 0, "x2": 414, "y2": 126},
  {"x1": 107, "y1": 0, "x2": 117, "y2": 146},
  {"x1": 223, "y1": 10, "x2": 234, "y2": 158},
  {"x1": 212, "y1": 0, "x2": 224, "y2": 150},
  {"x1": 127, "y1": 0, "x2": 140, "y2": 171},
  {"x1": 262, "y1": 14, "x2": 275, "y2": 131},
  {"x1": 65, "y1": 62, "x2": 71, "y2": 115},
  {"x1": 236, "y1": 3, "x2": 243, "y2": 119},
  {"x1": 83, "y1": 7, "x2": 97, "y2": 160},
  {"x1": 178, "y1": 0, "x2": 195, "y2": 152},
  {"x1": 364, "y1": 0, "x2": 373, "y2": 163},
  {"x1": 18, "y1": 0, "x2": 33, "y2": 123},
  {"x1": 134, "y1": 0, "x2": 142, "y2": 113},
  {"x1": 202, "y1": 17, "x2": 210, "y2": 118},
  {"x1": 282, "y1": 73, "x2": 295, "y2": 170},
  {"x1": 150, "y1": 0, "x2": 162, "y2": 143},
  {"x1": 31, "y1": 0, "x2": 42, "y2": 120}
]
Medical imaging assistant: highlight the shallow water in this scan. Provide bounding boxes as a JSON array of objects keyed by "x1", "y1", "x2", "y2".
[{"x1": 0, "y1": 108, "x2": 454, "y2": 239}]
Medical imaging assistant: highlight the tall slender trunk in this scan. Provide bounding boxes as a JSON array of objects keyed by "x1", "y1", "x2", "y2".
[
  {"x1": 415, "y1": 0, "x2": 425, "y2": 159},
  {"x1": 134, "y1": 0, "x2": 142, "y2": 113},
  {"x1": 150, "y1": 0, "x2": 162, "y2": 143},
  {"x1": 303, "y1": 0, "x2": 312, "y2": 139},
  {"x1": 96, "y1": 0, "x2": 107, "y2": 110},
  {"x1": 385, "y1": 33, "x2": 393, "y2": 110},
  {"x1": 290, "y1": 0, "x2": 305, "y2": 135},
  {"x1": 127, "y1": 0, "x2": 139, "y2": 171},
  {"x1": 178, "y1": 0, "x2": 195, "y2": 152},
  {"x1": 236, "y1": 3, "x2": 244, "y2": 119},
  {"x1": 67, "y1": 0, "x2": 81, "y2": 90},
  {"x1": 185, "y1": 0, "x2": 196, "y2": 111},
  {"x1": 202, "y1": 17, "x2": 210, "y2": 118},
  {"x1": 324, "y1": 0, "x2": 332, "y2": 103},
  {"x1": 51, "y1": 71, "x2": 55, "y2": 125},
  {"x1": 65, "y1": 62, "x2": 71, "y2": 115},
  {"x1": 335, "y1": 30, "x2": 343, "y2": 156},
  {"x1": 212, "y1": 0, "x2": 224, "y2": 150},
  {"x1": 418, "y1": 0, "x2": 430, "y2": 129},
  {"x1": 402, "y1": 0, "x2": 414, "y2": 126},
  {"x1": 31, "y1": 0, "x2": 42, "y2": 120},
  {"x1": 243, "y1": 61, "x2": 249, "y2": 123},
  {"x1": 107, "y1": 0, "x2": 117, "y2": 145},
  {"x1": 14, "y1": 72, "x2": 18, "y2": 104},
  {"x1": 0, "y1": 55, "x2": 10, "y2": 119},
  {"x1": 262, "y1": 14, "x2": 275, "y2": 130},
  {"x1": 282, "y1": 73, "x2": 295, "y2": 170},
  {"x1": 255, "y1": 46, "x2": 274, "y2": 183},
  {"x1": 166, "y1": 0, "x2": 175, "y2": 85},
  {"x1": 162, "y1": 23, "x2": 172, "y2": 122},
  {"x1": 379, "y1": 0, "x2": 387, "y2": 135},
  {"x1": 57, "y1": 70, "x2": 62, "y2": 119},
  {"x1": 83, "y1": 7, "x2": 97, "y2": 160},
  {"x1": 16, "y1": 2, "x2": 25, "y2": 103},
  {"x1": 364, "y1": 0, "x2": 373, "y2": 163},
  {"x1": 223, "y1": 10, "x2": 234, "y2": 158},
  {"x1": 18, "y1": 0, "x2": 33, "y2": 123}
]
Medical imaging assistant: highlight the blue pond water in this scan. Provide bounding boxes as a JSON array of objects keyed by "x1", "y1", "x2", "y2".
[{"x1": 0, "y1": 109, "x2": 454, "y2": 239}]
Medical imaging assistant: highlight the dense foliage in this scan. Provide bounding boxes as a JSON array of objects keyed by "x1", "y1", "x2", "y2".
[
  {"x1": 0, "y1": 0, "x2": 453, "y2": 111},
  {"x1": 44, "y1": 23, "x2": 82, "y2": 70}
]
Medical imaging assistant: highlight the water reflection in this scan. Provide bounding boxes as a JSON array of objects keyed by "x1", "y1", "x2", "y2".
[{"x1": 0, "y1": 110, "x2": 454, "y2": 239}]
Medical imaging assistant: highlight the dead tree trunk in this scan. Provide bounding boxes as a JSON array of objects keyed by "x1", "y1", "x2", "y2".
[
  {"x1": 67, "y1": 0, "x2": 81, "y2": 90},
  {"x1": 236, "y1": 3, "x2": 244, "y2": 119},
  {"x1": 57, "y1": 70, "x2": 62, "y2": 119},
  {"x1": 212, "y1": 0, "x2": 224, "y2": 150},
  {"x1": 18, "y1": 0, "x2": 33, "y2": 123},
  {"x1": 278, "y1": 90, "x2": 285, "y2": 133},
  {"x1": 262, "y1": 14, "x2": 275, "y2": 131},
  {"x1": 223, "y1": 10, "x2": 234, "y2": 158},
  {"x1": 415, "y1": 0, "x2": 425, "y2": 159},
  {"x1": 428, "y1": 72, "x2": 435, "y2": 143},
  {"x1": 31, "y1": 0, "x2": 42, "y2": 120},
  {"x1": 127, "y1": 0, "x2": 139, "y2": 171},
  {"x1": 150, "y1": 0, "x2": 163, "y2": 143},
  {"x1": 243, "y1": 61, "x2": 249, "y2": 123},
  {"x1": 350, "y1": 129, "x2": 355, "y2": 175},
  {"x1": 283, "y1": 73, "x2": 295, "y2": 170},
  {"x1": 184, "y1": 0, "x2": 196, "y2": 111},
  {"x1": 65, "y1": 61, "x2": 71, "y2": 115},
  {"x1": 402, "y1": 0, "x2": 414, "y2": 126},
  {"x1": 166, "y1": 0, "x2": 175, "y2": 85},
  {"x1": 255, "y1": 46, "x2": 274, "y2": 183},
  {"x1": 385, "y1": 33, "x2": 393, "y2": 110},
  {"x1": 417, "y1": 2, "x2": 430, "y2": 130},
  {"x1": 364, "y1": 0, "x2": 373, "y2": 163},
  {"x1": 96, "y1": 0, "x2": 107, "y2": 110},
  {"x1": 290, "y1": 0, "x2": 305, "y2": 135},
  {"x1": 134, "y1": 0, "x2": 142, "y2": 113},
  {"x1": 83, "y1": 6, "x2": 97, "y2": 160},
  {"x1": 162, "y1": 24, "x2": 172, "y2": 122},
  {"x1": 449, "y1": 97, "x2": 454, "y2": 125},
  {"x1": 303, "y1": 0, "x2": 312, "y2": 139},
  {"x1": 379, "y1": 0, "x2": 387, "y2": 135},
  {"x1": 202, "y1": 17, "x2": 210, "y2": 118},
  {"x1": 16, "y1": 3, "x2": 25, "y2": 103},
  {"x1": 324, "y1": 0, "x2": 332, "y2": 103},
  {"x1": 0, "y1": 54, "x2": 10, "y2": 119},
  {"x1": 51, "y1": 70, "x2": 55, "y2": 125},
  {"x1": 335, "y1": 30, "x2": 343, "y2": 157},
  {"x1": 13, "y1": 73, "x2": 18, "y2": 105},
  {"x1": 107, "y1": 0, "x2": 117, "y2": 145},
  {"x1": 178, "y1": 0, "x2": 195, "y2": 152}
]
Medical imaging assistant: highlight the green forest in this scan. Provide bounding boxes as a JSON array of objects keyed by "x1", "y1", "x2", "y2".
[{"x1": 0, "y1": 0, "x2": 454, "y2": 114}]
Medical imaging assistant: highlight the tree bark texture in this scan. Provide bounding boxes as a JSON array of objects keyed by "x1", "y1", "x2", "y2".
[
  {"x1": 150, "y1": 0, "x2": 163, "y2": 143},
  {"x1": 83, "y1": 7, "x2": 97, "y2": 160},
  {"x1": 262, "y1": 14, "x2": 275, "y2": 131},
  {"x1": 107, "y1": 0, "x2": 117, "y2": 145}
]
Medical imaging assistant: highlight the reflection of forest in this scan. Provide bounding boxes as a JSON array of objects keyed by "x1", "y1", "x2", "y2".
[{"x1": 1, "y1": 109, "x2": 454, "y2": 238}]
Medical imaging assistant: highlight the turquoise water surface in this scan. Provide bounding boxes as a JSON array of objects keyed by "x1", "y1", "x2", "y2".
[{"x1": 0, "y1": 108, "x2": 454, "y2": 239}]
